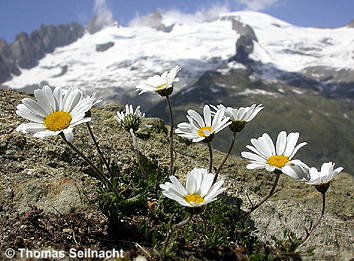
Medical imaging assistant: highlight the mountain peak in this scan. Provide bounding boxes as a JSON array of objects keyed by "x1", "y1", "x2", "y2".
[
  {"x1": 86, "y1": 15, "x2": 119, "y2": 34},
  {"x1": 345, "y1": 18, "x2": 354, "y2": 28}
]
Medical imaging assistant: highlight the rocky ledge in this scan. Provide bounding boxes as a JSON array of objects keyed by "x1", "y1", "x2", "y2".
[{"x1": 0, "y1": 89, "x2": 353, "y2": 260}]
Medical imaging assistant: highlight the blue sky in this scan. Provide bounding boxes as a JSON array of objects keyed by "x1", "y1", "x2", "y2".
[{"x1": 1, "y1": 0, "x2": 353, "y2": 43}]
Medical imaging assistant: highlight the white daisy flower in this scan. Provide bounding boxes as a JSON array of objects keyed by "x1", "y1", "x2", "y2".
[
  {"x1": 283, "y1": 161, "x2": 343, "y2": 194},
  {"x1": 136, "y1": 66, "x2": 181, "y2": 96},
  {"x1": 175, "y1": 105, "x2": 231, "y2": 142},
  {"x1": 116, "y1": 104, "x2": 145, "y2": 132},
  {"x1": 16, "y1": 85, "x2": 99, "y2": 142},
  {"x1": 241, "y1": 131, "x2": 307, "y2": 172},
  {"x1": 213, "y1": 104, "x2": 263, "y2": 122},
  {"x1": 212, "y1": 104, "x2": 263, "y2": 132},
  {"x1": 160, "y1": 168, "x2": 226, "y2": 207},
  {"x1": 305, "y1": 162, "x2": 343, "y2": 185}
]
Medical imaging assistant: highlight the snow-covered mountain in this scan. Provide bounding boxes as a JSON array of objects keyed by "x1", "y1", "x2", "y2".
[
  {"x1": 2, "y1": 11, "x2": 354, "y2": 172},
  {"x1": 2, "y1": 11, "x2": 354, "y2": 104}
]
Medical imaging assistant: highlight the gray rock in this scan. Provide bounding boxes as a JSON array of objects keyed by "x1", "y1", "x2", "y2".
[
  {"x1": 235, "y1": 34, "x2": 255, "y2": 63},
  {"x1": 0, "y1": 23, "x2": 84, "y2": 84},
  {"x1": 345, "y1": 19, "x2": 354, "y2": 28},
  {"x1": 0, "y1": 39, "x2": 20, "y2": 82},
  {"x1": 87, "y1": 15, "x2": 117, "y2": 34},
  {"x1": 9, "y1": 32, "x2": 37, "y2": 69},
  {"x1": 96, "y1": 42, "x2": 114, "y2": 52},
  {"x1": 232, "y1": 19, "x2": 258, "y2": 42},
  {"x1": 231, "y1": 19, "x2": 258, "y2": 63},
  {"x1": 32, "y1": 23, "x2": 84, "y2": 53}
]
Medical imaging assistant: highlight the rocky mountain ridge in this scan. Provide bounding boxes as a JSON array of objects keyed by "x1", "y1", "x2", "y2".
[
  {"x1": 2, "y1": 11, "x2": 354, "y2": 103},
  {"x1": 0, "y1": 23, "x2": 84, "y2": 83}
]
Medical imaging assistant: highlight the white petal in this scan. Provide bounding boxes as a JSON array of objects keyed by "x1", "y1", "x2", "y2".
[
  {"x1": 200, "y1": 173, "x2": 214, "y2": 197},
  {"x1": 212, "y1": 108, "x2": 224, "y2": 126},
  {"x1": 213, "y1": 117, "x2": 231, "y2": 133},
  {"x1": 204, "y1": 105, "x2": 212, "y2": 127},
  {"x1": 33, "y1": 130, "x2": 61, "y2": 138},
  {"x1": 204, "y1": 180, "x2": 224, "y2": 201},
  {"x1": 192, "y1": 137, "x2": 205, "y2": 142},
  {"x1": 289, "y1": 142, "x2": 307, "y2": 159},
  {"x1": 22, "y1": 98, "x2": 48, "y2": 117},
  {"x1": 16, "y1": 108, "x2": 44, "y2": 123},
  {"x1": 187, "y1": 110, "x2": 205, "y2": 128},
  {"x1": 250, "y1": 138, "x2": 270, "y2": 158},
  {"x1": 245, "y1": 162, "x2": 267, "y2": 170},
  {"x1": 34, "y1": 88, "x2": 52, "y2": 114},
  {"x1": 161, "y1": 182, "x2": 185, "y2": 198},
  {"x1": 236, "y1": 107, "x2": 248, "y2": 121},
  {"x1": 43, "y1": 85, "x2": 56, "y2": 111},
  {"x1": 241, "y1": 152, "x2": 267, "y2": 163},
  {"x1": 245, "y1": 145, "x2": 267, "y2": 159},
  {"x1": 162, "y1": 191, "x2": 190, "y2": 207},
  {"x1": 257, "y1": 134, "x2": 274, "y2": 157},
  {"x1": 283, "y1": 132, "x2": 299, "y2": 157},
  {"x1": 63, "y1": 128, "x2": 74, "y2": 142},
  {"x1": 262, "y1": 133, "x2": 276, "y2": 156},
  {"x1": 170, "y1": 176, "x2": 187, "y2": 196},
  {"x1": 16, "y1": 123, "x2": 46, "y2": 133},
  {"x1": 167, "y1": 66, "x2": 181, "y2": 83},
  {"x1": 276, "y1": 131, "x2": 287, "y2": 155},
  {"x1": 64, "y1": 89, "x2": 82, "y2": 112},
  {"x1": 247, "y1": 105, "x2": 263, "y2": 121},
  {"x1": 53, "y1": 87, "x2": 63, "y2": 110},
  {"x1": 186, "y1": 172, "x2": 197, "y2": 194}
]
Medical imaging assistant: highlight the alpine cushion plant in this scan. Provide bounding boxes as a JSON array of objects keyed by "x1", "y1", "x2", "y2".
[
  {"x1": 160, "y1": 168, "x2": 226, "y2": 207},
  {"x1": 16, "y1": 85, "x2": 99, "y2": 142}
]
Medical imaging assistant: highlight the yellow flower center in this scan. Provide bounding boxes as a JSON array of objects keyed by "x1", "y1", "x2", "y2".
[
  {"x1": 184, "y1": 194, "x2": 205, "y2": 204},
  {"x1": 155, "y1": 83, "x2": 169, "y2": 89},
  {"x1": 267, "y1": 155, "x2": 290, "y2": 168},
  {"x1": 44, "y1": 111, "x2": 72, "y2": 131},
  {"x1": 197, "y1": 126, "x2": 213, "y2": 137}
]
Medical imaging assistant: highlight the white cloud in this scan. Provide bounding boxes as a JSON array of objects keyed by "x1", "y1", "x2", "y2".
[
  {"x1": 155, "y1": 3, "x2": 230, "y2": 25},
  {"x1": 93, "y1": 0, "x2": 115, "y2": 25},
  {"x1": 237, "y1": 0, "x2": 282, "y2": 11}
]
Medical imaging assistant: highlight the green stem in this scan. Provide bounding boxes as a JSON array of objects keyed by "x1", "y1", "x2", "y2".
[
  {"x1": 163, "y1": 212, "x2": 192, "y2": 254},
  {"x1": 175, "y1": 213, "x2": 192, "y2": 227},
  {"x1": 301, "y1": 192, "x2": 326, "y2": 245},
  {"x1": 86, "y1": 122, "x2": 112, "y2": 175},
  {"x1": 214, "y1": 132, "x2": 236, "y2": 183},
  {"x1": 60, "y1": 133, "x2": 114, "y2": 190},
  {"x1": 207, "y1": 142, "x2": 213, "y2": 173},
  {"x1": 129, "y1": 128, "x2": 147, "y2": 176},
  {"x1": 244, "y1": 170, "x2": 281, "y2": 216},
  {"x1": 166, "y1": 95, "x2": 174, "y2": 176}
]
